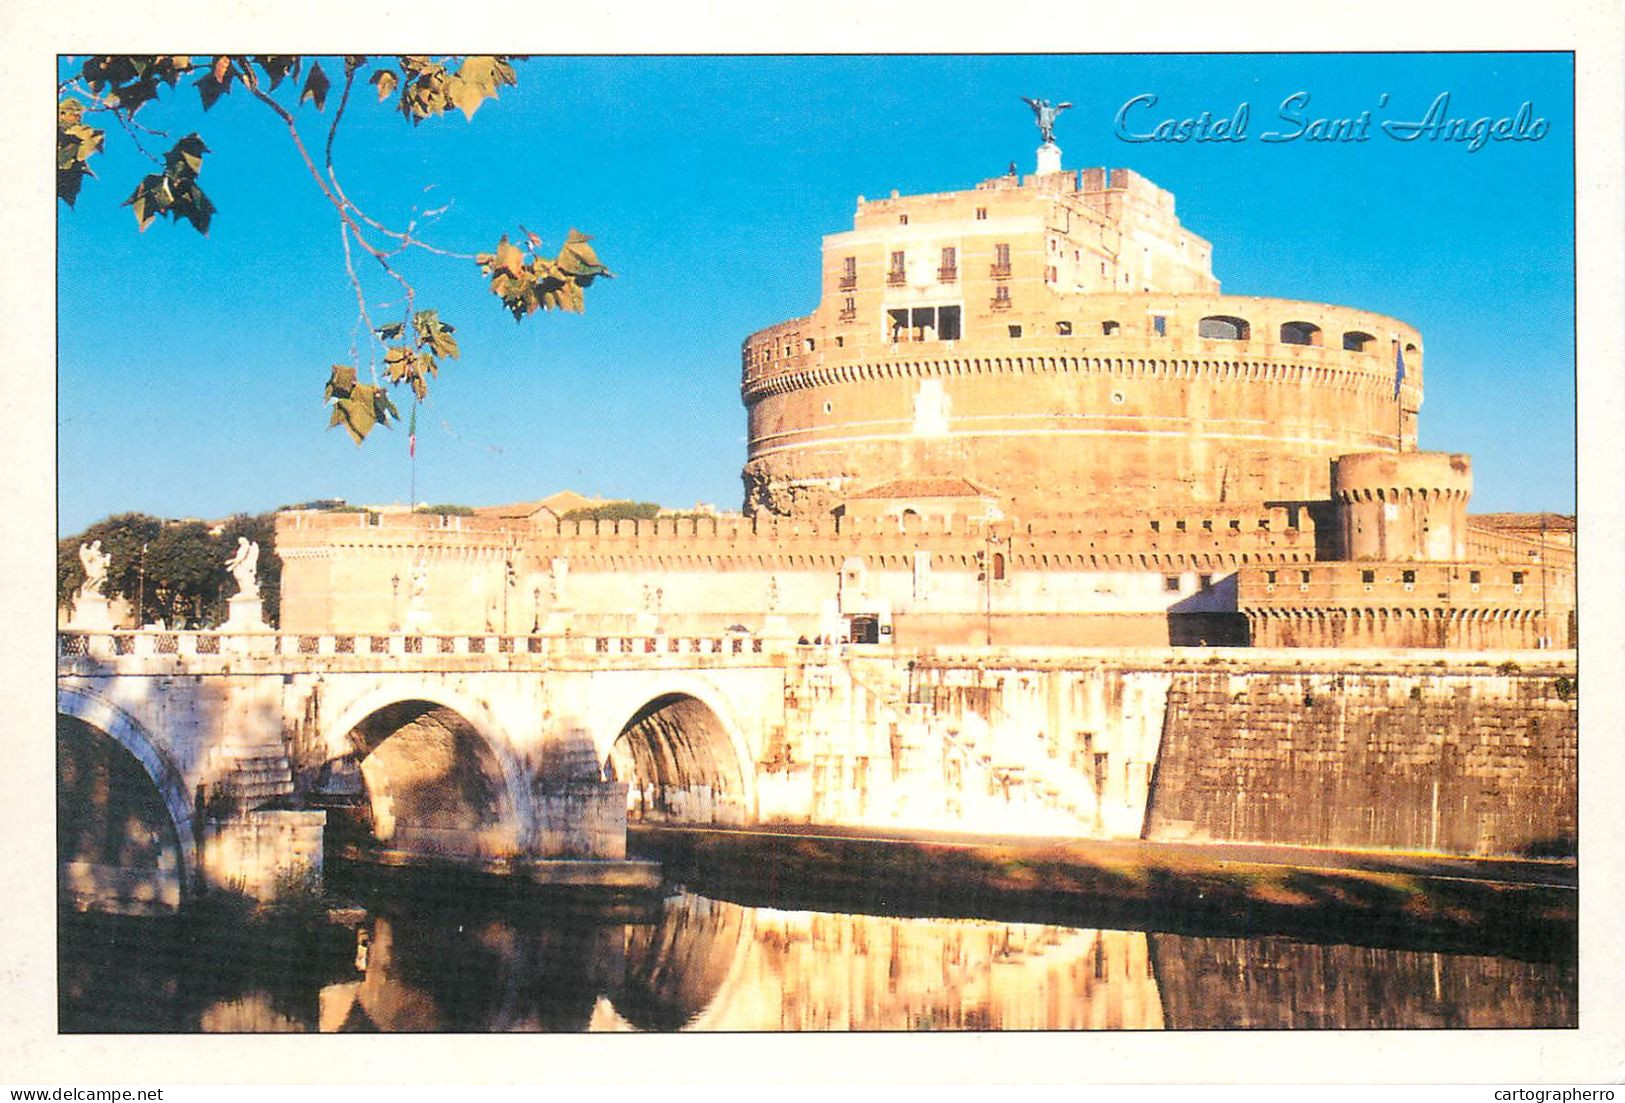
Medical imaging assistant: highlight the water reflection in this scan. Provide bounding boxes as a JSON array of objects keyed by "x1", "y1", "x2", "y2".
[{"x1": 60, "y1": 890, "x2": 1575, "y2": 1032}]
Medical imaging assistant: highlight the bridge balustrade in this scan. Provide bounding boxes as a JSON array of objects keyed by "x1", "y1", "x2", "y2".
[{"x1": 58, "y1": 629, "x2": 788, "y2": 665}]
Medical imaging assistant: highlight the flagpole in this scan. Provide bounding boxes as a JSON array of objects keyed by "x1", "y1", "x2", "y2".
[
  {"x1": 1393, "y1": 339, "x2": 1406, "y2": 452},
  {"x1": 409, "y1": 399, "x2": 419, "y2": 510}
]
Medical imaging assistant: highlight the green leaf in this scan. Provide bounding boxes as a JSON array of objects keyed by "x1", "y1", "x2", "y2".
[
  {"x1": 57, "y1": 100, "x2": 103, "y2": 207},
  {"x1": 324, "y1": 364, "x2": 358, "y2": 399},
  {"x1": 370, "y1": 68, "x2": 397, "y2": 103},
  {"x1": 301, "y1": 62, "x2": 330, "y2": 112},
  {"x1": 445, "y1": 75, "x2": 486, "y2": 121},
  {"x1": 374, "y1": 321, "x2": 405, "y2": 341},
  {"x1": 197, "y1": 72, "x2": 228, "y2": 112},
  {"x1": 255, "y1": 55, "x2": 299, "y2": 90},
  {"x1": 164, "y1": 133, "x2": 209, "y2": 179}
]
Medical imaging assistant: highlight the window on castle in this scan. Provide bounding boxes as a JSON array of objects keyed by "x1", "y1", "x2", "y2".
[
  {"x1": 992, "y1": 243, "x2": 1011, "y2": 276},
  {"x1": 1265, "y1": 570, "x2": 1277, "y2": 585},
  {"x1": 841, "y1": 295, "x2": 856, "y2": 321},
  {"x1": 889, "y1": 250, "x2": 906, "y2": 276},
  {"x1": 1150, "y1": 520, "x2": 1161, "y2": 532},
  {"x1": 899, "y1": 214, "x2": 909, "y2": 225},
  {"x1": 840, "y1": 255, "x2": 857, "y2": 290},
  {"x1": 939, "y1": 246, "x2": 957, "y2": 281},
  {"x1": 1201, "y1": 520, "x2": 1213, "y2": 532},
  {"x1": 992, "y1": 553, "x2": 1006, "y2": 581},
  {"x1": 1102, "y1": 320, "x2": 1121, "y2": 335},
  {"x1": 888, "y1": 305, "x2": 960, "y2": 343},
  {"x1": 1056, "y1": 320, "x2": 1073, "y2": 336},
  {"x1": 976, "y1": 207, "x2": 987, "y2": 220},
  {"x1": 1176, "y1": 520, "x2": 1187, "y2": 532},
  {"x1": 1343, "y1": 330, "x2": 1377, "y2": 352},
  {"x1": 804, "y1": 338, "x2": 815, "y2": 352},
  {"x1": 1228, "y1": 519, "x2": 1242, "y2": 532},
  {"x1": 1199, "y1": 315, "x2": 1251, "y2": 340},
  {"x1": 1512, "y1": 571, "x2": 1526, "y2": 586},
  {"x1": 1300, "y1": 570, "x2": 1311, "y2": 585},
  {"x1": 1008, "y1": 324, "x2": 1023, "y2": 338},
  {"x1": 1198, "y1": 573, "x2": 1213, "y2": 589},
  {"x1": 1280, "y1": 320, "x2": 1323, "y2": 346},
  {"x1": 1163, "y1": 575, "x2": 1181, "y2": 592},
  {"x1": 1361, "y1": 570, "x2": 1376, "y2": 584},
  {"x1": 1152, "y1": 315, "x2": 1167, "y2": 337},
  {"x1": 1469, "y1": 570, "x2": 1481, "y2": 585},
  {"x1": 1402, "y1": 569, "x2": 1416, "y2": 584}
]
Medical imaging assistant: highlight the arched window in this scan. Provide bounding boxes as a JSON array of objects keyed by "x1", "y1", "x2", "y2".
[
  {"x1": 1199, "y1": 315, "x2": 1250, "y2": 340},
  {"x1": 1343, "y1": 330, "x2": 1376, "y2": 352},
  {"x1": 1280, "y1": 320, "x2": 1323, "y2": 346},
  {"x1": 991, "y1": 553, "x2": 1006, "y2": 581}
]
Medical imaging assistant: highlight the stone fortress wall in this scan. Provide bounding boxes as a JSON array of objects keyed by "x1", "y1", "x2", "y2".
[{"x1": 276, "y1": 150, "x2": 1574, "y2": 654}]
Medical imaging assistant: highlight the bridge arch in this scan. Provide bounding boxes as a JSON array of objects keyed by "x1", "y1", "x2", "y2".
[
  {"x1": 321, "y1": 684, "x2": 533, "y2": 857},
  {"x1": 56, "y1": 686, "x2": 196, "y2": 910},
  {"x1": 607, "y1": 681, "x2": 754, "y2": 826}
]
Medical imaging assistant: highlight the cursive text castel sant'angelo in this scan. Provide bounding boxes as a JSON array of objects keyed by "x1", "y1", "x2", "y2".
[{"x1": 1114, "y1": 91, "x2": 1550, "y2": 151}]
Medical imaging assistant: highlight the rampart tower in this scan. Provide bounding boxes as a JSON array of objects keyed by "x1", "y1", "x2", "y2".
[{"x1": 1331, "y1": 451, "x2": 1473, "y2": 563}]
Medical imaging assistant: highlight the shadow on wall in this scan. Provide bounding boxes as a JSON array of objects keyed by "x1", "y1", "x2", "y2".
[
  {"x1": 57, "y1": 715, "x2": 184, "y2": 916},
  {"x1": 1166, "y1": 574, "x2": 1249, "y2": 647},
  {"x1": 336, "y1": 701, "x2": 520, "y2": 859}
]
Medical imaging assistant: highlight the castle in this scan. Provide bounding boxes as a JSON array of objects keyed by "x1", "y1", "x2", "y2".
[{"x1": 277, "y1": 141, "x2": 1575, "y2": 653}]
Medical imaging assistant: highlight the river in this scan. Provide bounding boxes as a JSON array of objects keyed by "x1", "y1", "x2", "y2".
[{"x1": 59, "y1": 882, "x2": 1575, "y2": 1032}]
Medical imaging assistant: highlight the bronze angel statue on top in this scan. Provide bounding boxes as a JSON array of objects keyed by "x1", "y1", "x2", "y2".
[{"x1": 1022, "y1": 96, "x2": 1073, "y2": 144}]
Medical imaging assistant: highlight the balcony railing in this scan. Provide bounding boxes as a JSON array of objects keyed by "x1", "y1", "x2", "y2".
[
  {"x1": 991, "y1": 296, "x2": 1012, "y2": 311},
  {"x1": 886, "y1": 270, "x2": 906, "y2": 286},
  {"x1": 838, "y1": 275, "x2": 857, "y2": 291},
  {"x1": 989, "y1": 263, "x2": 1012, "y2": 279},
  {"x1": 937, "y1": 267, "x2": 958, "y2": 283}
]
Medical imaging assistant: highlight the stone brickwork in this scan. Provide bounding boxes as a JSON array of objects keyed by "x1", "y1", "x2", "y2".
[
  {"x1": 1145, "y1": 666, "x2": 1576, "y2": 856},
  {"x1": 201, "y1": 810, "x2": 326, "y2": 901}
]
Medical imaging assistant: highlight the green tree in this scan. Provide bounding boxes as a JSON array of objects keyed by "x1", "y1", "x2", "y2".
[
  {"x1": 61, "y1": 510, "x2": 286, "y2": 629},
  {"x1": 57, "y1": 55, "x2": 611, "y2": 444},
  {"x1": 144, "y1": 521, "x2": 219, "y2": 628},
  {"x1": 561, "y1": 501, "x2": 662, "y2": 523}
]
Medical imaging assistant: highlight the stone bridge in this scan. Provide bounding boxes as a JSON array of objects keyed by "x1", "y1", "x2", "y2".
[
  {"x1": 56, "y1": 628, "x2": 1578, "y2": 916},
  {"x1": 56, "y1": 628, "x2": 790, "y2": 913}
]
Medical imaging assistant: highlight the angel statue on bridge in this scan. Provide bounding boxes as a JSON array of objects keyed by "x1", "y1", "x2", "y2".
[
  {"x1": 77, "y1": 540, "x2": 110, "y2": 600},
  {"x1": 225, "y1": 537, "x2": 260, "y2": 600},
  {"x1": 1022, "y1": 96, "x2": 1072, "y2": 145}
]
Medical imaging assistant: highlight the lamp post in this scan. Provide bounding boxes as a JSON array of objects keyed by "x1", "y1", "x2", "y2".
[{"x1": 137, "y1": 542, "x2": 148, "y2": 628}]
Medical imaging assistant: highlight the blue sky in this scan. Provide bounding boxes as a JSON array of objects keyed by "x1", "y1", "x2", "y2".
[{"x1": 56, "y1": 53, "x2": 1575, "y2": 534}]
